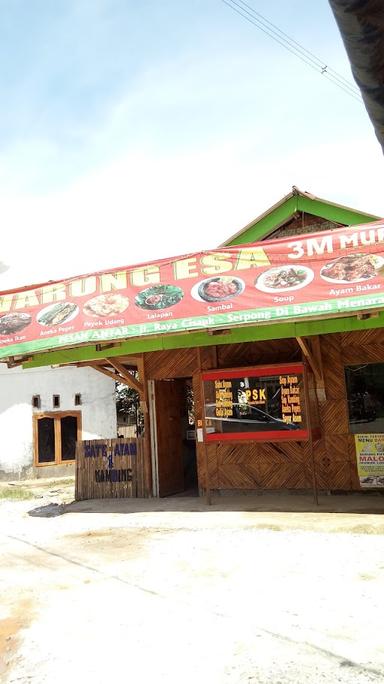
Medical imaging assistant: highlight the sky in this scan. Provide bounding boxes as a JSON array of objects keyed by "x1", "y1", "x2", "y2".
[{"x1": 0, "y1": 0, "x2": 383, "y2": 290}]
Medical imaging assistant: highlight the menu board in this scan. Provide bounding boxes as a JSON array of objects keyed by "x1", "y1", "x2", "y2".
[
  {"x1": 280, "y1": 373, "x2": 303, "y2": 425},
  {"x1": 202, "y1": 364, "x2": 308, "y2": 442}
]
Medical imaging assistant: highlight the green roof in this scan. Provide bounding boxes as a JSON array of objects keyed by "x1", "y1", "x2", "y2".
[{"x1": 221, "y1": 186, "x2": 380, "y2": 246}]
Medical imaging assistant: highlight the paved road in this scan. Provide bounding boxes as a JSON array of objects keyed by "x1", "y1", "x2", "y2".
[{"x1": 1, "y1": 493, "x2": 384, "y2": 683}]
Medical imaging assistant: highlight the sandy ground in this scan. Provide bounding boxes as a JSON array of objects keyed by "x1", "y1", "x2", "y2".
[{"x1": 1, "y1": 482, "x2": 384, "y2": 683}]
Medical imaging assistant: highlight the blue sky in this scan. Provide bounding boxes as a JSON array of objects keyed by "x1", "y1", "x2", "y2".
[{"x1": 0, "y1": 0, "x2": 383, "y2": 288}]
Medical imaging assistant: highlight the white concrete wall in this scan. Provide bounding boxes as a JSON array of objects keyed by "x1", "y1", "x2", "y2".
[{"x1": 0, "y1": 364, "x2": 117, "y2": 479}]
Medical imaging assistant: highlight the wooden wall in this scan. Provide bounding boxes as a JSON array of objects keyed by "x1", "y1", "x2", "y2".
[{"x1": 143, "y1": 329, "x2": 384, "y2": 492}]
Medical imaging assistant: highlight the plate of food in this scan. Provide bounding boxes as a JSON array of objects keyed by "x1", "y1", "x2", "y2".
[
  {"x1": 83, "y1": 293, "x2": 129, "y2": 317},
  {"x1": 0, "y1": 312, "x2": 32, "y2": 335},
  {"x1": 255, "y1": 265, "x2": 314, "y2": 293},
  {"x1": 37, "y1": 302, "x2": 79, "y2": 326},
  {"x1": 135, "y1": 285, "x2": 184, "y2": 310},
  {"x1": 191, "y1": 276, "x2": 245, "y2": 302},
  {"x1": 320, "y1": 254, "x2": 384, "y2": 283}
]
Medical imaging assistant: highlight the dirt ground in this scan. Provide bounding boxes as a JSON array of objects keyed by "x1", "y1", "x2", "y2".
[{"x1": 1, "y1": 480, "x2": 384, "y2": 683}]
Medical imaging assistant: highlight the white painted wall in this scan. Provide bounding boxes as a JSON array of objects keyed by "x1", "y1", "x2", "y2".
[{"x1": 0, "y1": 364, "x2": 117, "y2": 479}]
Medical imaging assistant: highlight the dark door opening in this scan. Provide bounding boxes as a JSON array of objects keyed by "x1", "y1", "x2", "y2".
[{"x1": 154, "y1": 377, "x2": 197, "y2": 497}]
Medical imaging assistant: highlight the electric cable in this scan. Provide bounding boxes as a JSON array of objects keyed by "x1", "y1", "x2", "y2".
[
  {"x1": 221, "y1": 0, "x2": 363, "y2": 103},
  {"x1": 227, "y1": 0, "x2": 361, "y2": 95}
]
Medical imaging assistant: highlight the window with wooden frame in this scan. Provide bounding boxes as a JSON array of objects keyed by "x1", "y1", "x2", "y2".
[{"x1": 33, "y1": 411, "x2": 82, "y2": 466}]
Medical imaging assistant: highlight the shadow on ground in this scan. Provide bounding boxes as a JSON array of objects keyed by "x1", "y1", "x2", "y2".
[{"x1": 27, "y1": 491, "x2": 384, "y2": 521}]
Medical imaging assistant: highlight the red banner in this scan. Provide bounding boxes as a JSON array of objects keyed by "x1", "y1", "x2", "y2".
[{"x1": 1, "y1": 220, "x2": 384, "y2": 359}]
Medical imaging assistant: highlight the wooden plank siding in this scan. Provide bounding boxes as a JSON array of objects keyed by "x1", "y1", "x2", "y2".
[
  {"x1": 76, "y1": 438, "x2": 147, "y2": 501},
  {"x1": 140, "y1": 329, "x2": 384, "y2": 492}
]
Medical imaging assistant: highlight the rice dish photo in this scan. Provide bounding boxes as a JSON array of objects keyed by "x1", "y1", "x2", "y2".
[
  {"x1": 320, "y1": 254, "x2": 382, "y2": 283},
  {"x1": 84, "y1": 293, "x2": 129, "y2": 317},
  {"x1": 0, "y1": 312, "x2": 32, "y2": 335}
]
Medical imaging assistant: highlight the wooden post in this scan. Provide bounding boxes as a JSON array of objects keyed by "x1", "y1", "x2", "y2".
[
  {"x1": 197, "y1": 348, "x2": 212, "y2": 505},
  {"x1": 296, "y1": 336, "x2": 326, "y2": 401},
  {"x1": 303, "y1": 364, "x2": 319, "y2": 506},
  {"x1": 136, "y1": 353, "x2": 152, "y2": 497}
]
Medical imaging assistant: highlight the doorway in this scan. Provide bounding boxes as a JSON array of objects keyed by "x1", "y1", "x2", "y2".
[{"x1": 150, "y1": 378, "x2": 197, "y2": 497}]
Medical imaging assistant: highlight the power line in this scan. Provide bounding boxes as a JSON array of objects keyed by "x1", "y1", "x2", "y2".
[
  {"x1": 221, "y1": 0, "x2": 363, "y2": 104},
  {"x1": 222, "y1": 0, "x2": 362, "y2": 102},
  {"x1": 229, "y1": 0, "x2": 361, "y2": 96}
]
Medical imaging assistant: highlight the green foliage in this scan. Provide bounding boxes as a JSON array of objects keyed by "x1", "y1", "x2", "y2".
[
  {"x1": 0, "y1": 485, "x2": 35, "y2": 500},
  {"x1": 115, "y1": 381, "x2": 145, "y2": 434},
  {"x1": 115, "y1": 382, "x2": 139, "y2": 416}
]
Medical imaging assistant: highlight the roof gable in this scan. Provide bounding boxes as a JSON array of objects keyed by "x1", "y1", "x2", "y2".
[{"x1": 222, "y1": 187, "x2": 380, "y2": 246}]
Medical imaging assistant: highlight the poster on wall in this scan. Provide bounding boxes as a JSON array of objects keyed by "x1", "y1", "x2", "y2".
[
  {"x1": 354, "y1": 433, "x2": 384, "y2": 488},
  {"x1": 201, "y1": 363, "x2": 309, "y2": 442},
  {"x1": 2, "y1": 221, "x2": 384, "y2": 359}
]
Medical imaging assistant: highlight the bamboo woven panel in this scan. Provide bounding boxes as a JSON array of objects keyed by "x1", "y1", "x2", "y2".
[
  {"x1": 212, "y1": 441, "x2": 310, "y2": 490},
  {"x1": 320, "y1": 334, "x2": 347, "y2": 399},
  {"x1": 75, "y1": 438, "x2": 147, "y2": 501},
  {"x1": 340, "y1": 329, "x2": 384, "y2": 348},
  {"x1": 217, "y1": 442, "x2": 258, "y2": 465},
  {"x1": 324, "y1": 434, "x2": 349, "y2": 462},
  {"x1": 342, "y1": 343, "x2": 384, "y2": 365},
  {"x1": 198, "y1": 346, "x2": 218, "y2": 370},
  {"x1": 144, "y1": 348, "x2": 198, "y2": 379},
  {"x1": 196, "y1": 443, "x2": 219, "y2": 488},
  {"x1": 258, "y1": 440, "x2": 306, "y2": 465},
  {"x1": 313, "y1": 460, "x2": 352, "y2": 490},
  {"x1": 218, "y1": 342, "x2": 259, "y2": 368},
  {"x1": 217, "y1": 339, "x2": 299, "y2": 368},
  {"x1": 320, "y1": 399, "x2": 350, "y2": 434},
  {"x1": 219, "y1": 463, "x2": 261, "y2": 489},
  {"x1": 257, "y1": 441, "x2": 309, "y2": 489},
  {"x1": 257, "y1": 456, "x2": 309, "y2": 489}
]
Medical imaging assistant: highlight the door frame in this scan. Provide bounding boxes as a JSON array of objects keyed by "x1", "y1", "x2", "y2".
[
  {"x1": 148, "y1": 378, "x2": 187, "y2": 497},
  {"x1": 148, "y1": 379, "x2": 159, "y2": 497}
]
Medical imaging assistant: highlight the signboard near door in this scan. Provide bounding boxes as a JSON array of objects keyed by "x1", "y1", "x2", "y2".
[{"x1": 75, "y1": 438, "x2": 146, "y2": 500}]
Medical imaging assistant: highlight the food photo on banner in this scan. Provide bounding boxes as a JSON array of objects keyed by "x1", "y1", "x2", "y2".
[{"x1": 1, "y1": 220, "x2": 384, "y2": 358}]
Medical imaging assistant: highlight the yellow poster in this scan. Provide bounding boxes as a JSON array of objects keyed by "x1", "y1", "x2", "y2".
[{"x1": 355, "y1": 434, "x2": 384, "y2": 488}]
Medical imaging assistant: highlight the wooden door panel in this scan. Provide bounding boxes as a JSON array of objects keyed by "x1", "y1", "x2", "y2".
[{"x1": 155, "y1": 380, "x2": 185, "y2": 496}]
